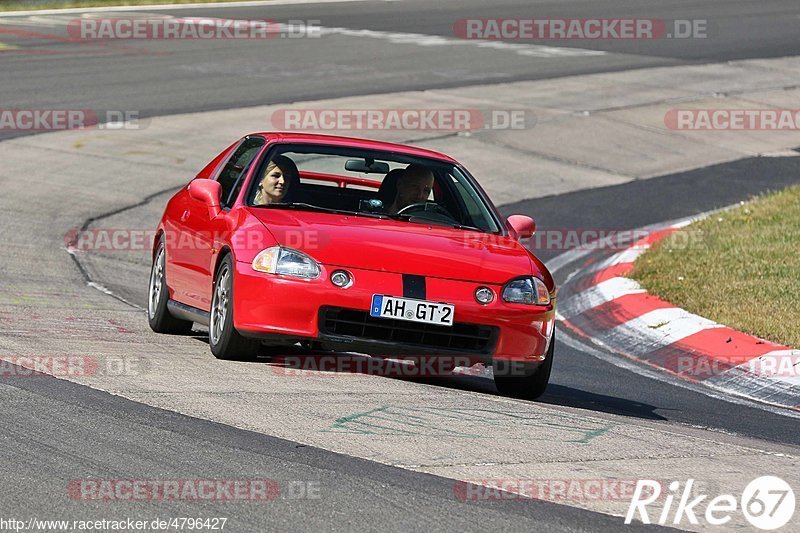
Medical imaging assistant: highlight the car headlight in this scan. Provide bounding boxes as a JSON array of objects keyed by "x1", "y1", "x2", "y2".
[
  {"x1": 502, "y1": 277, "x2": 551, "y2": 305},
  {"x1": 252, "y1": 246, "x2": 321, "y2": 279}
]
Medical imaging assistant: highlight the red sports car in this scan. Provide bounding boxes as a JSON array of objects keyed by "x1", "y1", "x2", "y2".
[{"x1": 148, "y1": 133, "x2": 556, "y2": 399}]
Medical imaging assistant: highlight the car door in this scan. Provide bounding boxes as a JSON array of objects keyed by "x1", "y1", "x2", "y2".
[{"x1": 181, "y1": 136, "x2": 267, "y2": 310}]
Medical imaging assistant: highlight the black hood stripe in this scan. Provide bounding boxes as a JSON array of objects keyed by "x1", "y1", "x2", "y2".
[{"x1": 402, "y1": 274, "x2": 426, "y2": 300}]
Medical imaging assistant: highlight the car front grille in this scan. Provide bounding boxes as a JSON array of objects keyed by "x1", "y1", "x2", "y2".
[{"x1": 319, "y1": 307, "x2": 498, "y2": 355}]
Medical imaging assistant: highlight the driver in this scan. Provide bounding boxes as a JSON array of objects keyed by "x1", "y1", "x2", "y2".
[{"x1": 388, "y1": 164, "x2": 434, "y2": 214}]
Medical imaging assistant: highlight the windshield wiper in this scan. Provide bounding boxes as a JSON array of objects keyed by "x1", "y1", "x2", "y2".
[{"x1": 451, "y1": 223, "x2": 488, "y2": 232}]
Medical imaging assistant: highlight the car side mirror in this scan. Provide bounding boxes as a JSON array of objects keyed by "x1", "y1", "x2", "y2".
[
  {"x1": 507, "y1": 215, "x2": 536, "y2": 239},
  {"x1": 188, "y1": 179, "x2": 222, "y2": 219}
]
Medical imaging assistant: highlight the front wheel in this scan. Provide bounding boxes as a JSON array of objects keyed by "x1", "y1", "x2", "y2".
[
  {"x1": 148, "y1": 239, "x2": 193, "y2": 334},
  {"x1": 493, "y1": 333, "x2": 554, "y2": 400},
  {"x1": 209, "y1": 255, "x2": 262, "y2": 361}
]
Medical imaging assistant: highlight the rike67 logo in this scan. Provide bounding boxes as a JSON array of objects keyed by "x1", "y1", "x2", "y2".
[{"x1": 625, "y1": 477, "x2": 795, "y2": 530}]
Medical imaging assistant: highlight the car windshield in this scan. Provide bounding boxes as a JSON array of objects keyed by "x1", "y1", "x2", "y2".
[{"x1": 247, "y1": 144, "x2": 503, "y2": 234}]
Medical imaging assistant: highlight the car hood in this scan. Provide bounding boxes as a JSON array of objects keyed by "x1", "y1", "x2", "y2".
[{"x1": 247, "y1": 207, "x2": 535, "y2": 284}]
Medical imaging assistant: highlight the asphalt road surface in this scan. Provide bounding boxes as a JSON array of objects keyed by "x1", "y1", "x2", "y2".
[
  {"x1": 0, "y1": 0, "x2": 799, "y2": 138},
  {"x1": 1, "y1": 0, "x2": 799, "y2": 531}
]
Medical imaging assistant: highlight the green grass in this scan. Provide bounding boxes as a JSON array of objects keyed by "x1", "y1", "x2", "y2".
[
  {"x1": 631, "y1": 184, "x2": 800, "y2": 348},
  {"x1": 0, "y1": 0, "x2": 256, "y2": 11}
]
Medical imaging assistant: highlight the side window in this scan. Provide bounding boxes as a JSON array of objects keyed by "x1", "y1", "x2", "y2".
[
  {"x1": 448, "y1": 169, "x2": 499, "y2": 232},
  {"x1": 453, "y1": 180, "x2": 482, "y2": 221},
  {"x1": 216, "y1": 137, "x2": 265, "y2": 208}
]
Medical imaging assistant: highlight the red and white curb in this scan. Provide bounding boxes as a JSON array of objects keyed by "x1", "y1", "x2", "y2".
[{"x1": 554, "y1": 219, "x2": 800, "y2": 410}]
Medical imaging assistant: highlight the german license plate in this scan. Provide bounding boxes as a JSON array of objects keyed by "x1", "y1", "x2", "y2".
[{"x1": 370, "y1": 295, "x2": 454, "y2": 327}]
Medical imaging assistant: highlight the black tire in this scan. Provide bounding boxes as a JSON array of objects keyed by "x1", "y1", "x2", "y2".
[
  {"x1": 148, "y1": 239, "x2": 193, "y2": 334},
  {"x1": 493, "y1": 332, "x2": 555, "y2": 400},
  {"x1": 208, "y1": 254, "x2": 262, "y2": 361}
]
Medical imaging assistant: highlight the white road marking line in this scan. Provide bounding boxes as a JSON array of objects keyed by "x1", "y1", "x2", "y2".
[
  {"x1": 604, "y1": 307, "x2": 722, "y2": 352},
  {"x1": 608, "y1": 245, "x2": 648, "y2": 265},
  {"x1": 559, "y1": 276, "x2": 644, "y2": 319},
  {"x1": 671, "y1": 219, "x2": 695, "y2": 229},
  {"x1": 572, "y1": 246, "x2": 642, "y2": 279},
  {"x1": 0, "y1": 12, "x2": 607, "y2": 59},
  {"x1": 559, "y1": 329, "x2": 800, "y2": 419},
  {"x1": 702, "y1": 349, "x2": 800, "y2": 408},
  {"x1": 318, "y1": 26, "x2": 606, "y2": 58},
  {"x1": 548, "y1": 215, "x2": 703, "y2": 279},
  {"x1": 724, "y1": 350, "x2": 800, "y2": 387},
  {"x1": 0, "y1": 0, "x2": 372, "y2": 18},
  {"x1": 545, "y1": 246, "x2": 594, "y2": 276},
  {"x1": 552, "y1": 208, "x2": 800, "y2": 412}
]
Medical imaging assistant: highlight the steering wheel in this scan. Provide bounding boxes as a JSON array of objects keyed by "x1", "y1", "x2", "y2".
[{"x1": 396, "y1": 201, "x2": 456, "y2": 221}]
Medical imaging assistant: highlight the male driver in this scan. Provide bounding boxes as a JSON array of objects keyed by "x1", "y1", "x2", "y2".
[{"x1": 388, "y1": 164, "x2": 434, "y2": 214}]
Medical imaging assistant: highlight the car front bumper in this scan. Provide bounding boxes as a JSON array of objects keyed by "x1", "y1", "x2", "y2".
[{"x1": 232, "y1": 261, "x2": 555, "y2": 364}]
